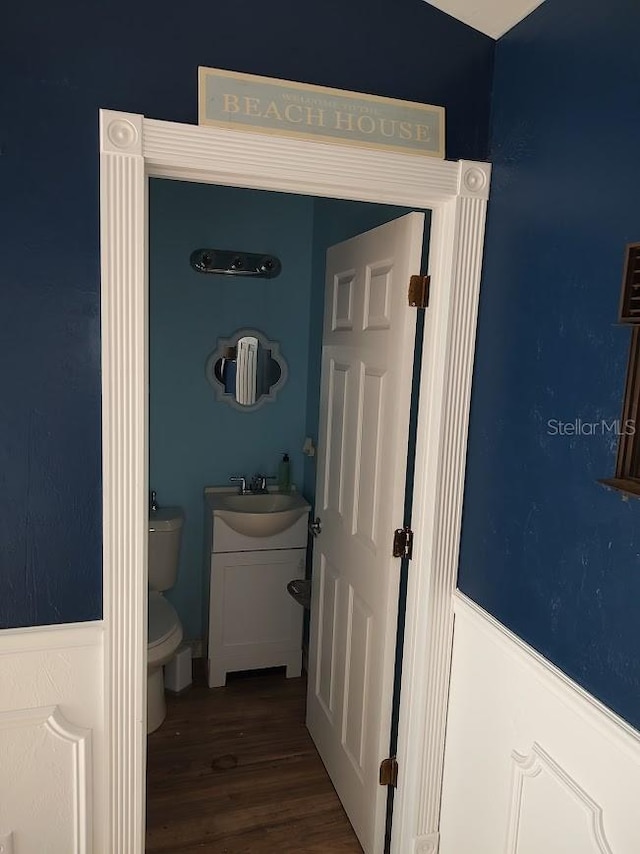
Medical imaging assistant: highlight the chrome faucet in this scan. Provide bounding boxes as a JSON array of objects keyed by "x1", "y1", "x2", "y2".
[
  {"x1": 249, "y1": 473, "x2": 274, "y2": 494},
  {"x1": 229, "y1": 475, "x2": 250, "y2": 495},
  {"x1": 250, "y1": 474, "x2": 267, "y2": 494},
  {"x1": 230, "y1": 474, "x2": 275, "y2": 494}
]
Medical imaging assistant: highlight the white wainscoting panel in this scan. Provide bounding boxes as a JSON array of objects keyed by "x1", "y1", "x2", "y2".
[
  {"x1": 0, "y1": 621, "x2": 104, "y2": 852},
  {"x1": 440, "y1": 593, "x2": 640, "y2": 854}
]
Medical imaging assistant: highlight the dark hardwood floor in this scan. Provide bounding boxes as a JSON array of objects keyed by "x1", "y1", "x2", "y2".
[{"x1": 146, "y1": 663, "x2": 363, "y2": 853}]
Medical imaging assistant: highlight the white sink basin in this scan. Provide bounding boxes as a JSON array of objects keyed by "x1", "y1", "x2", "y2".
[{"x1": 209, "y1": 490, "x2": 311, "y2": 538}]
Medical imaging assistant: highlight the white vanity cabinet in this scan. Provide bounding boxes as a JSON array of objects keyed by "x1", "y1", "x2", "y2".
[{"x1": 204, "y1": 488, "x2": 309, "y2": 688}]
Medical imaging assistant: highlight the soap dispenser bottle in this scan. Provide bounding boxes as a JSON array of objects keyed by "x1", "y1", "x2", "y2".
[{"x1": 278, "y1": 453, "x2": 291, "y2": 493}]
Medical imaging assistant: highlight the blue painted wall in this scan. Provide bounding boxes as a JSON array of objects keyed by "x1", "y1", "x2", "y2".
[
  {"x1": 1, "y1": 0, "x2": 493, "y2": 629},
  {"x1": 458, "y1": 0, "x2": 640, "y2": 728},
  {"x1": 150, "y1": 180, "x2": 314, "y2": 640}
]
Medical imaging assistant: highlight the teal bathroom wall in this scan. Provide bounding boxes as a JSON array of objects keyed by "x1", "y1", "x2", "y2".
[
  {"x1": 149, "y1": 180, "x2": 315, "y2": 640},
  {"x1": 150, "y1": 181, "x2": 429, "y2": 642}
]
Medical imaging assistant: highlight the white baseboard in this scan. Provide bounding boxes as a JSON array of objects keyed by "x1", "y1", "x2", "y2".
[
  {"x1": 439, "y1": 593, "x2": 640, "y2": 854},
  {"x1": 0, "y1": 621, "x2": 104, "y2": 853}
]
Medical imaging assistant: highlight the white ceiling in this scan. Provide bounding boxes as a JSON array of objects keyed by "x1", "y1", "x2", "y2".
[{"x1": 425, "y1": 0, "x2": 546, "y2": 39}]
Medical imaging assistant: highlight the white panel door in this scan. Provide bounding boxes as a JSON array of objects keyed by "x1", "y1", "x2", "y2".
[{"x1": 307, "y1": 213, "x2": 426, "y2": 854}]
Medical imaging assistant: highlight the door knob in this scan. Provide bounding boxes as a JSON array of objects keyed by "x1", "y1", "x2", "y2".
[{"x1": 309, "y1": 517, "x2": 322, "y2": 537}]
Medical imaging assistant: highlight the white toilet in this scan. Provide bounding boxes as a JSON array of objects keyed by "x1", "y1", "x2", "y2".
[{"x1": 147, "y1": 507, "x2": 184, "y2": 734}]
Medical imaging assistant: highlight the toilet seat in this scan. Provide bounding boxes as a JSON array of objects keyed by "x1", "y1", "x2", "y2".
[{"x1": 148, "y1": 591, "x2": 182, "y2": 667}]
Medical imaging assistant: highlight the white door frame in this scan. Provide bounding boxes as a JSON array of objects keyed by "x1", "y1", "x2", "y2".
[{"x1": 99, "y1": 108, "x2": 490, "y2": 854}]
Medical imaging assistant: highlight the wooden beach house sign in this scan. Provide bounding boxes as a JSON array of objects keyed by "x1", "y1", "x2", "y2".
[{"x1": 198, "y1": 67, "x2": 445, "y2": 159}]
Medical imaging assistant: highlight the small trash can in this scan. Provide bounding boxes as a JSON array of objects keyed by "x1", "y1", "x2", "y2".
[
  {"x1": 165, "y1": 643, "x2": 193, "y2": 694},
  {"x1": 287, "y1": 579, "x2": 311, "y2": 610}
]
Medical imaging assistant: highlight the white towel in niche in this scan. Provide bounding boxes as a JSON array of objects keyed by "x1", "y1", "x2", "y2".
[{"x1": 235, "y1": 336, "x2": 258, "y2": 406}]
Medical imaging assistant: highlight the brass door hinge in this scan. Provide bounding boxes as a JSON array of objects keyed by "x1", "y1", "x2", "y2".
[
  {"x1": 379, "y1": 756, "x2": 398, "y2": 788},
  {"x1": 393, "y1": 526, "x2": 413, "y2": 559},
  {"x1": 408, "y1": 274, "x2": 431, "y2": 308}
]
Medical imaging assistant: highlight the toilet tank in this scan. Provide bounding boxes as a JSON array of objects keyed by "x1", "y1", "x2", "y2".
[{"x1": 148, "y1": 507, "x2": 184, "y2": 591}]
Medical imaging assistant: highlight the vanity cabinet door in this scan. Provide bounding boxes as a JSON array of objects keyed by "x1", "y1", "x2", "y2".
[{"x1": 207, "y1": 548, "x2": 305, "y2": 688}]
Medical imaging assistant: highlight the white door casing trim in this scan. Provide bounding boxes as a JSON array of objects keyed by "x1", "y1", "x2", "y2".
[{"x1": 99, "y1": 108, "x2": 491, "y2": 853}]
